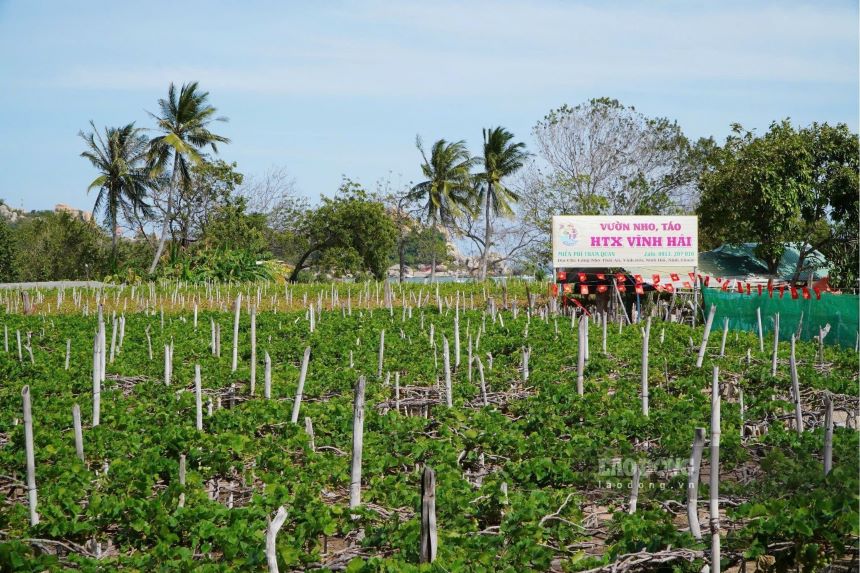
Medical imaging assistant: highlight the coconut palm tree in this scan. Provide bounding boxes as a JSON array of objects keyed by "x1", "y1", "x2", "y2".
[
  {"x1": 409, "y1": 137, "x2": 477, "y2": 281},
  {"x1": 79, "y1": 121, "x2": 154, "y2": 268},
  {"x1": 147, "y1": 82, "x2": 229, "y2": 274},
  {"x1": 476, "y1": 127, "x2": 528, "y2": 279}
]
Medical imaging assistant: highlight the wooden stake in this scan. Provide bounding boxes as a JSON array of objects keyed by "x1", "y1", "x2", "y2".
[
  {"x1": 305, "y1": 417, "x2": 315, "y2": 452},
  {"x1": 264, "y1": 352, "x2": 272, "y2": 400},
  {"x1": 696, "y1": 305, "x2": 717, "y2": 368},
  {"x1": 709, "y1": 366, "x2": 721, "y2": 573},
  {"x1": 687, "y1": 427, "x2": 705, "y2": 541},
  {"x1": 266, "y1": 506, "x2": 289, "y2": 573},
  {"x1": 349, "y1": 376, "x2": 366, "y2": 512},
  {"x1": 641, "y1": 317, "x2": 651, "y2": 416},
  {"x1": 789, "y1": 335, "x2": 803, "y2": 433},
  {"x1": 65, "y1": 339, "x2": 71, "y2": 370},
  {"x1": 250, "y1": 305, "x2": 257, "y2": 395},
  {"x1": 178, "y1": 454, "x2": 186, "y2": 508},
  {"x1": 195, "y1": 365, "x2": 203, "y2": 431},
  {"x1": 92, "y1": 330, "x2": 101, "y2": 426},
  {"x1": 576, "y1": 316, "x2": 585, "y2": 396},
  {"x1": 476, "y1": 355, "x2": 488, "y2": 407},
  {"x1": 442, "y1": 336, "x2": 453, "y2": 407},
  {"x1": 756, "y1": 307, "x2": 764, "y2": 352},
  {"x1": 377, "y1": 329, "x2": 385, "y2": 378},
  {"x1": 22, "y1": 385, "x2": 39, "y2": 526},
  {"x1": 419, "y1": 466, "x2": 437, "y2": 564},
  {"x1": 628, "y1": 462, "x2": 640, "y2": 514},
  {"x1": 602, "y1": 311, "x2": 608, "y2": 355},
  {"x1": 771, "y1": 313, "x2": 780, "y2": 376},
  {"x1": 291, "y1": 347, "x2": 311, "y2": 424},
  {"x1": 823, "y1": 393, "x2": 833, "y2": 476},
  {"x1": 719, "y1": 317, "x2": 729, "y2": 357},
  {"x1": 73, "y1": 403, "x2": 84, "y2": 462},
  {"x1": 231, "y1": 294, "x2": 241, "y2": 372}
]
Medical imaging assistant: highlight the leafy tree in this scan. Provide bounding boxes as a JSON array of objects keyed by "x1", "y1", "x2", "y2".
[
  {"x1": 167, "y1": 159, "x2": 244, "y2": 247},
  {"x1": 79, "y1": 121, "x2": 153, "y2": 268},
  {"x1": 200, "y1": 196, "x2": 268, "y2": 256},
  {"x1": 147, "y1": 82, "x2": 229, "y2": 274},
  {"x1": 402, "y1": 226, "x2": 450, "y2": 268},
  {"x1": 530, "y1": 98, "x2": 705, "y2": 217},
  {"x1": 0, "y1": 217, "x2": 16, "y2": 281},
  {"x1": 12, "y1": 212, "x2": 110, "y2": 280},
  {"x1": 288, "y1": 180, "x2": 397, "y2": 282},
  {"x1": 697, "y1": 120, "x2": 858, "y2": 286},
  {"x1": 409, "y1": 137, "x2": 476, "y2": 281},
  {"x1": 475, "y1": 127, "x2": 528, "y2": 279}
]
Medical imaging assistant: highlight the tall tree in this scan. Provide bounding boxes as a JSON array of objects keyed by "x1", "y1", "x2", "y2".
[
  {"x1": 288, "y1": 180, "x2": 397, "y2": 282},
  {"x1": 697, "y1": 120, "x2": 858, "y2": 286},
  {"x1": 531, "y1": 98, "x2": 704, "y2": 215},
  {"x1": 409, "y1": 137, "x2": 476, "y2": 281},
  {"x1": 476, "y1": 127, "x2": 528, "y2": 279},
  {"x1": 79, "y1": 121, "x2": 153, "y2": 268},
  {"x1": 147, "y1": 82, "x2": 229, "y2": 274}
]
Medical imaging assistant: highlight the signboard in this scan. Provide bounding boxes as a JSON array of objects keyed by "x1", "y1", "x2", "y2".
[{"x1": 552, "y1": 215, "x2": 698, "y2": 268}]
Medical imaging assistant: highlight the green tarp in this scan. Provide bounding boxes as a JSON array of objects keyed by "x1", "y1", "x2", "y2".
[
  {"x1": 698, "y1": 243, "x2": 828, "y2": 281},
  {"x1": 701, "y1": 289, "x2": 858, "y2": 348}
]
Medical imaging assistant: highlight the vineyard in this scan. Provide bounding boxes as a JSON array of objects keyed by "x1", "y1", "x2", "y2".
[{"x1": 0, "y1": 281, "x2": 857, "y2": 572}]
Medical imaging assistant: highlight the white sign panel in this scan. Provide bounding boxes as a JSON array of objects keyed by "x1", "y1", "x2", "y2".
[{"x1": 552, "y1": 215, "x2": 698, "y2": 268}]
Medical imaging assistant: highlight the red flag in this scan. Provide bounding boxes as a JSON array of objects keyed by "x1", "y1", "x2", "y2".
[
  {"x1": 563, "y1": 284, "x2": 572, "y2": 294},
  {"x1": 597, "y1": 284, "x2": 608, "y2": 293},
  {"x1": 634, "y1": 285, "x2": 645, "y2": 295},
  {"x1": 715, "y1": 277, "x2": 723, "y2": 283},
  {"x1": 664, "y1": 284, "x2": 674, "y2": 293},
  {"x1": 617, "y1": 284, "x2": 627, "y2": 293},
  {"x1": 578, "y1": 272, "x2": 587, "y2": 283},
  {"x1": 596, "y1": 273, "x2": 605, "y2": 280},
  {"x1": 683, "y1": 281, "x2": 692, "y2": 289},
  {"x1": 757, "y1": 284, "x2": 763, "y2": 296},
  {"x1": 634, "y1": 274, "x2": 643, "y2": 284},
  {"x1": 790, "y1": 287, "x2": 798, "y2": 299},
  {"x1": 801, "y1": 287, "x2": 810, "y2": 300},
  {"x1": 670, "y1": 272, "x2": 680, "y2": 282},
  {"x1": 580, "y1": 284, "x2": 589, "y2": 295},
  {"x1": 768, "y1": 283, "x2": 774, "y2": 297},
  {"x1": 736, "y1": 281, "x2": 743, "y2": 293},
  {"x1": 813, "y1": 286, "x2": 821, "y2": 300},
  {"x1": 654, "y1": 284, "x2": 664, "y2": 292},
  {"x1": 779, "y1": 285, "x2": 786, "y2": 298},
  {"x1": 689, "y1": 272, "x2": 695, "y2": 281},
  {"x1": 704, "y1": 276, "x2": 711, "y2": 286},
  {"x1": 721, "y1": 281, "x2": 729, "y2": 291},
  {"x1": 557, "y1": 271, "x2": 566, "y2": 281},
  {"x1": 615, "y1": 272, "x2": 626, "y2": 282},
  {"x1": 651, "y1": 273, "x2": 661, "y2": 285},
  {"x1": 746, "y1": 283, "x2": 751, "y2": 295},
  {"x1": 552, "y1": 284, "x2": 559, "y2": 296}
]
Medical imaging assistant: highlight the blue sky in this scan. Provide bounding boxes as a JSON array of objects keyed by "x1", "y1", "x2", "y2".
[{"x1": 0, "y1": 0, "x2": 857, "y2": 212}]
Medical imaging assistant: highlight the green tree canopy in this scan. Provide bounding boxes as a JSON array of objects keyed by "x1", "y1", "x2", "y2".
[
  {"x1": 0, "y1": 217, "x2": 16, "y2": 282},
  {"x1": 200, "y1": 196, "x2": 268, "y2": 256},
  {"x1": 409, "y1": 137, "x2": 476, "y2": 280},
  {"x1": 697, "y1": 120, "x2": 858, "y2": 286},
  {"x1": 146, "y1": 82, "x2": 230, "y2": 273},
  {"x1": 12, "y1": 213, "x2": 110, "y2": 281},
  {"x1": 79, "y1": 121, "x2": 153, "y2": 268},
  {"x1": 288, "y1": 180, "x2": 397, "y2": 281}
]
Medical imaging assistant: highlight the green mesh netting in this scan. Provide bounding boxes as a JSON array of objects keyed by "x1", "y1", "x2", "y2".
[{"x1": 701, "y1": 289, "x2": 858, "y2": 348}]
